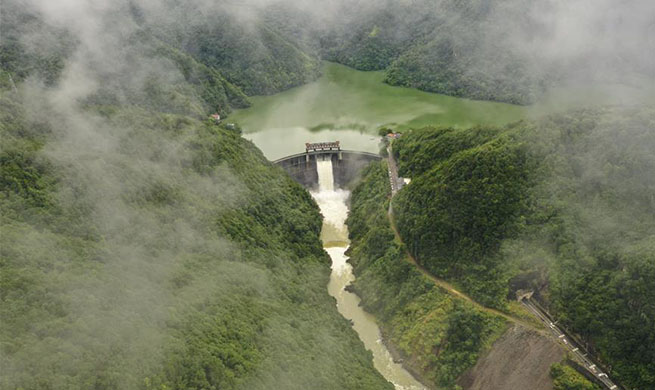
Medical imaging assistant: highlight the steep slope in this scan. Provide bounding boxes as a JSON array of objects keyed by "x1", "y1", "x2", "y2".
[
  {"x1": 320, "y1": 1, "x2": 437, "y2": 71},
  {"x1": 320, "y1": 0, "x2": 543, "y2": 105},
  {"x1": 0, "y1": 86, "x2": 393, "y2": 389},
  {"x1": 1, "y1": 0, "x2": 323, "y2": 114},
  {"x1": 458, "y1": 325, "x2": 564, "y2": 390},
  {"x1": 389, "y1": 107, "x2": 655, "y2": 388},
  {"x1": 383, "y1": 0, "x2": 541, "y2": 105},
  {"x1": 392, "y1": 124, "x2": 536, "y2": 307},
  {"x1": 145, "y1": 2, "x2": 322, "y2": 96},
  {"x1": 346, "y1": 162, "x2": 508, "y2": 390},
  {"x1": 321, "y1": 0, "x2": 654, "y2": 106},
  {"x1": 0, "y1": 2, "x2": 393, "y2": 387},
  {"x1": 346, "y1": 157, "x2": 603, "y2": 390},
  {"x1": 0, "y1": 2, "x2": 251, "y2": 118}
]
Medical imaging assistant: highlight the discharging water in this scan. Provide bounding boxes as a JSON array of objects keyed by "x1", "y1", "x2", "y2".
[{"x1": 311, "y1": 156, "x2": 426, "y2": 390}]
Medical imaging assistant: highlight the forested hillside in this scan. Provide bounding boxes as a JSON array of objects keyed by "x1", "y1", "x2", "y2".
[
  {"x1": 321, "y1": 0, "x2": 544, "y2": 104},
  {"x1": 392, "y1": 125, "x2": 536, "y2": 306},
  {"x1": 2, "y1": 0, "x2": 653, "y2": 389},
  {"x1": 6, "y1": 0, "x2": 646, "y2": 110},
  {"x1": 0, "y1": 1, "x2": 394, "y2": 389},
  {"x1": 147, "y1": 2, "x2": 322, "y2": 96},
  {"x1": 0, "y1": 0, "x2": 324, "y2": 113},
  {"x1": 388, "y1": 107, "x2": 655, "y2": 389},
  {"x1": 0, "y1": 2, "x2": 251, "y2": 118},
  {"x1": 322, "y1": 0, "x2": 653, "y2": 105},
  {"x1": 0, "y1": 91, "x2": 392, "y2": 389},
  {"x1": 9, "y1": 0, "x2": 638, "y2": 111},
  {"x1": 346, "y1": 162, "x2": 507, "y2": 390}
]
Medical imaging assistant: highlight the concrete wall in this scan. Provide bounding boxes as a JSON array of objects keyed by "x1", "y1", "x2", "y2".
[
  {"x1": 275, "y1": 150, "x2": 381, "y2": 189},
  {"x1": 275, "y1": 153, "x2": 319, "y2": 189}
]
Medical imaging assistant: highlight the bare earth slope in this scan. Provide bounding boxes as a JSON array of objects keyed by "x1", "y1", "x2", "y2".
[{"x1": 459, "y1": 325, "x2": 564, "y2": 390}]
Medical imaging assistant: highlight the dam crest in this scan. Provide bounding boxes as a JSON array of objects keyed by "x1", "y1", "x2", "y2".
[{"x1": 274, "y1": 142, "x2": 382, "y2": 189}]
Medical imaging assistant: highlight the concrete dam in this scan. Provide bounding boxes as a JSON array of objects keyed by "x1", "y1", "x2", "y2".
[{"x1": 274, "y1": 142, "x2": 382, "y2": 189}]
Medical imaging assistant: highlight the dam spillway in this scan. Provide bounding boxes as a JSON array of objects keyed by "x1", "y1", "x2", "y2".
[{"x1": 274, "y1": 145, "x2": 382, "y2": 189}]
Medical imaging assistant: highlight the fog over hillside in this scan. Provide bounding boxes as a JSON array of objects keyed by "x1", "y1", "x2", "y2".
[
  {"x1": 1, "y1": 0, "x2": 653, "y2": 389},
  {"x1": 9, "y1": 0, "x2": 655, "y2": 102}
]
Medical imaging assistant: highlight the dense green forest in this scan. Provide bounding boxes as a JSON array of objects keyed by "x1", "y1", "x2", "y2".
[
  {"x1": 392, "y1": 124, "x2": 537, "y2": 306},
  {"x1": 346, "y1": 161, "x2": 507, "y2": 389},
  {"x1": 0, "y1": 0, "x2": 552, "y2": 107},
  {"x1": 0, "y1": 1, "x2": 395, "y2": 389},
  {"x1": 320, "y1": 0, "x2": 544, "y2": 104},
  {"x1": 0, "y1": 3, "x2": 251, "y2": 118},
  {"x1": 387, "y1": 107, "x2": 655, "y2": 389},
  {"x1": 0, "y1": 91, "x2": 394, "y2": 389},
  {"x1": 320, "y1": 0, "x2": 652, "y2": 106},
  {"x1": 0, "y1": 0, "x2": 321, "y2": 114},
  {"x1": 147, "y1": 3, "x2": 322, "y2": 96},
  {"x1": 2, "y1": 0, "x2": 653, "y2": 389},
  {"x1": 4, "y1": 0, "x2": 643, "y2": 110}
]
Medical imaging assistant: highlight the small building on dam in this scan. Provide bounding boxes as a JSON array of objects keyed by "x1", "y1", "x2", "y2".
[{"x1": 273, "y1": 142, "x2": 381, "y2": 189}]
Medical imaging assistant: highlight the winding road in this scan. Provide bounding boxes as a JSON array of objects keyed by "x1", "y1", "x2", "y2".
[
  {"x1": 385, "y1": 144, "x2": 621, "y2": 390},
  {"x1": 387, "y1": 145, "x2": 402, "y2": 196}
]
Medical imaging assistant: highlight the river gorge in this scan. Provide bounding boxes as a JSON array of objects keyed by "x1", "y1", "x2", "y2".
[
  {"x1": 231, "y1": 61, "x2": 527, "y2": 389},
  {"x1": 311, "y1": 157, "x2": 426, "y2": 390},
  {"x1": 229, "y1": 61, "x2": 652, "y2": 389}
]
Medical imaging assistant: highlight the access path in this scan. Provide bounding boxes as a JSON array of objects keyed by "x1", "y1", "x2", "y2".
[
  {"x1": 386, "y1": 202, "x2": 540, "y2": 331},
  {"x1": 387, "y1": 145, "x2": 402, "y2": 196},
  {"x1": 385, "y1": 144, "x2": 621, "y2": 390}
]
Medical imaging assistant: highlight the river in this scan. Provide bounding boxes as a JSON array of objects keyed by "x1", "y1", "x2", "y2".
[
  {"x1": 311, "y1": 156, "x2": 426, "y2": 390},
  {"x1": 231, "y1": 62, "x2": 518, "y2": 389}
]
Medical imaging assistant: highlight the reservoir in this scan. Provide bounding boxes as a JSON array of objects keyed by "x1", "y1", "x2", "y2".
[
  {"x1": 230, "y1": 62, "x2": 526, "y2": 160},
  {"x1": 231, "y1": 62, "x2": 653, "y2": 160}
]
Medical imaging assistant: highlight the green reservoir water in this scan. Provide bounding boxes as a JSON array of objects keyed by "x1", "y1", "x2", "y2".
[{"x1": 230, "y1": 62, "x2": 526, "y2": 160}]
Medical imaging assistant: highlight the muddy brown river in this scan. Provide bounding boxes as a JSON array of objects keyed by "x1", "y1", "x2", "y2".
[{"x1": 311, "y1": 157, "x2": 426, "y2": 390}]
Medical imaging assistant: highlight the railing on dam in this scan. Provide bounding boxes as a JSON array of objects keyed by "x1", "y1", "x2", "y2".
[
  {"x1": 274, "y1": 146, "x2": 382, "y2": 189},
  {"x1": 273, "y1": 149, "x2": 381, "y2": 164}
]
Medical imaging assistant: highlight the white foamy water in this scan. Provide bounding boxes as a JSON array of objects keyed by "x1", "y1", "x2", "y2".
[
  {"x1": 311, "y1": 158, "x2": 426, "y2": 390},
  {"x1": 316, "y1": 155, "x2": 335, "y2": 191}
]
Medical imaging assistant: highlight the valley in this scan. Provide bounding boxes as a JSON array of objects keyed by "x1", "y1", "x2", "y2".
[{"x1": 1, "y1": 1, "x2": 653, "y2": 390}]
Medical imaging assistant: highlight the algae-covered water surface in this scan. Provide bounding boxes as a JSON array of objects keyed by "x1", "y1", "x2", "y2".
[{"x1": 231, "y1": 62, "x2": 526, "y2": 160}]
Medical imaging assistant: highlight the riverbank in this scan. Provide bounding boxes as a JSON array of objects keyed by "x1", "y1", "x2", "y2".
[
  {"x1": 345, "y1": 161, "x2": 509, "y2": 389},
  {"x1": 312, "y1": 157, "x2": 426, "y2": 390}
]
